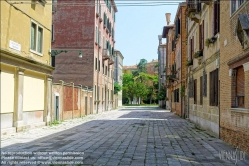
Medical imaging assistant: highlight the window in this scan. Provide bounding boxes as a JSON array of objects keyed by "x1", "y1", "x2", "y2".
[
  {"x1": 174, "y1": 89, "x2": 179, "y2": 102},
  {"x1": 105, "y1": 66, "x2": 107, "y2": 75},
  {"x1": 98, "y1": 86, "x2": 100, "y2": 100},
  {"x1": 194, "y1": 79, "x2": 197, "y2": 104},
  {"x1": 52, "y1": 0, "x2": 57, "y2": 12},
  {"x1": 98, "y1": 60, "x2": 100, "y2": 72},
  {"x1": 30, "y1": 22, "x2": 43, "y2": 54},
  {"x1": 51, "y1": 24, "x2": 54, "y2": 42},
  {"x1": 231, "y1": 0, "x2": 245, "y2": 15},
  {"x1": 95, "y1": 58, "x2": 98, "y2": 70},
  {"x1": 200, "y1": 76, "x2": 203, "y2": 105},
  {"x1": 210, "y1": 69, "x2": 219, "y2": 106},
  {"x1": 199, "y1": 20, "x2": 204, "y2": 50},
  {"x1": 232, "y1": 66, "x2": 245, "y2": 108},
  {"x1": 213, "y1": 0, "x2": 220, "y2": 36},
  {"x1": 102, "y1": 63, "x2": 104, "y2": 74},
  {"x1": 95, "y1": 85, "x2": 97, "y2": 100}
]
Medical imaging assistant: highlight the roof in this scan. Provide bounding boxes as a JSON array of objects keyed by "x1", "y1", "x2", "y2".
[
  {"x1": 162, "y1": 24, "x2": 174, "y2": 38},
  {"x1": 123, "y1": 65, "x2": 137, "y2": 69},
  {"x1": 111, "y1": 0, "x2": 118, "y2": 12}
]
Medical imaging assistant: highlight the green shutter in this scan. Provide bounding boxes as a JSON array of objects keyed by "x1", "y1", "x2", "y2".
[
  {"x1": 31, "y1": 23, "x2": 36, "y2": 50},
  {"x1": 37, "y1": 27, "x2": 43, "y2": 53}
]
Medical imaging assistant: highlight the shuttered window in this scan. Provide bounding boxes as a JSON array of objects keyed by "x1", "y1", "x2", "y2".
[
  {"x1": 191, "y1": 36, "x2": 194, "y2": 59},
  {"x1": 236, "y1": 66, "x2": 244, "y2": 108},
  {"x1": 203, "y1": 71, "x2": 207, "y2": 96},
  {"x1": 200, "y1": 76, "x2": 203, "y2": 105},
  {"x1": 210, "y1": 69, "x2": 219, "y2": 106},
  {"x1": 213, "y1": 0, "x2": 220, "y2": 36},
  {"x1": 201, "y1": 20, "x2": 204, "y2": 50},
  {"x1": 194, "y1": 79, "x2": 197, "y2": 104},
  {"x1": 95, "y1": 58, "x2": 98, "y2": 70}
]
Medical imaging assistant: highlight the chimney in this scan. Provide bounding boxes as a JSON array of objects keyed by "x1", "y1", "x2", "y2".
[
  {"x1": 158, "y1": 35, "x2": 162, "y2": 45},
  {"x1": 165, "y1": 13, "x2": 171, "y2": 25}
]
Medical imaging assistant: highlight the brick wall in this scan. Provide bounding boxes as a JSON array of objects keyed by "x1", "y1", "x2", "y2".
[
  {"x1": 219, "y1": 1, "x2": 249, "y2": 154},
  {"x1": 52, "y1": 82, "x2": 93, "y2": 121}
]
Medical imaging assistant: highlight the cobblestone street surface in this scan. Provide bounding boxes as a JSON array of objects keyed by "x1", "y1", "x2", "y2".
[{"x1": 1, "y1": 106, "x2": 249, "y2": 166}]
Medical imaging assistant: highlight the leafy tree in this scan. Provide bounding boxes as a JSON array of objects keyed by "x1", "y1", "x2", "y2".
[
  {"x1": 157, "y1": 86, "x2": 166, "y2": 100},
  {"x1": 123, "y1": 82, "x2": 137, "y2": 104},
  {"x1": 122, "y1": 73, "x2": 133, "y2": 85},
  {"x1": 137, "y1": 59, "x2": 147, "y2": 73},
  {"x1": 114, "y1": 83, "x2": 122, "y2": 94}
]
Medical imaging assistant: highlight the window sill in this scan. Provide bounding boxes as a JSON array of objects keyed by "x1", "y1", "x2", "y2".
[
  {"x1": 30, "y1": 49, "x2": 43, "y2": 56},
  {"x1": 230, "y1": 108, "x2": 249, "y2": 114}
]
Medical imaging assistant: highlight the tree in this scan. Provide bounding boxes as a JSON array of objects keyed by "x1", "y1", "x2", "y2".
[
  {"x1": 123, "y1": 82, "x2": 137, "y2": 104},
  {"x1": 137, "y1": 59, "x2": 147, "y2": 73},
  {"x1": 123, "y1": 73, "x2": 133, "y2": 85},
  {"x1": 114, "y1": 83, "x2": 122, "y2": 94}
]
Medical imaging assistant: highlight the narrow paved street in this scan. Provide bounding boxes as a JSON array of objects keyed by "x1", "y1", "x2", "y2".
[{"x1": 1, "y1": 107, "x2": 249, "y2": 166}]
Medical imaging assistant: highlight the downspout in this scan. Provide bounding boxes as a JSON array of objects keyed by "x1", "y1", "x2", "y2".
[
  {"x1": 97, "y1": 0, "x2": 100, "y2": 114},
  {"x1": 180, "y1": 8, "x2": 183, "y2": 118}
]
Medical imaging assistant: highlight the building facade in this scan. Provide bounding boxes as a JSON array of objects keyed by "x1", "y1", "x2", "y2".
[
  {"x1": 157, "y1": 36, "x2": 166, "y2": 108},
  {"x1": 185, "y1": 0, "x2": 220, "y2": 136},
  {"x1": 162, "y1": 3, "x2": 187, "y2": 114},
  {"x1": 146, "y1": 59, "x2": 158, "y2": 75},
  {"x1": 114, "y1": 49, "x2": 124, "y2": 107},
  {"x1": 123, "y1": 65, "x2": 137, "y2": 74},
  {"x1": 219, "y1": 1, "x2": 249, "y2": 154},
  {"x1": 1, "y1": 0, "x2": 53, "y2": 134},
  {"x1": 162, "y1": 14, "x2": 174, "y2": 111},
  {"x1": 52, "y1": 0, "x2": 117, "y2": 114}
]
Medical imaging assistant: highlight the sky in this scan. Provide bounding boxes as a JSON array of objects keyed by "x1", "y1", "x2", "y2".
[{"x1": 115, "y1": 1, "x2": 180, "y2": 66}]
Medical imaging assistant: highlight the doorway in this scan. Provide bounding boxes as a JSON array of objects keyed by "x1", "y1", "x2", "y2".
[
  {"x1": 85, "y1": 96, "x2": 88, "y2": 115},
  {"x1": 55, "y1": 96, "x2": 59, "y2": 121}
]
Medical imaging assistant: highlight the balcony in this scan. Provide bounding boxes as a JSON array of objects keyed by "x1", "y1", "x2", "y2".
[
  {"x1": 96, "y1": 12, "x2": 100, "y2": 18},
  {"x1": 186, "y1": 0, "x2": 201, "y2": 23},
  {"x1": 102, "y1": 49, "x2": 110, "y2": 61},
  {"x1": 166, "y1": 75, "x2": 177, "y2": 82},
  {"x1": 108, "y1": 55, "x2": 115, "y2": 65}
]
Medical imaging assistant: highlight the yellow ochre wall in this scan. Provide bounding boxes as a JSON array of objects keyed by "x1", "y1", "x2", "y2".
[{"x1": 1, "y1": 0, "x2": 52, "y2": 64}]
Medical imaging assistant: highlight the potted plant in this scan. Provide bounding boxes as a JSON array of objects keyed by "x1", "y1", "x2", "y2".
[
  {"x1": 194, "y1": 50, "x2": 203, "y2": 59},
  {"x1": 186, "y1": 60, "x2": 193, "y2": 66},
  {"x1": 205, "y1": 36, "x2": 217, "y2": 47}
]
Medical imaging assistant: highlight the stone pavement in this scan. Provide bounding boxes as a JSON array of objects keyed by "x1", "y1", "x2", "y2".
[{"x1": 1, "y1": 106, "x2": 249, "y2": 166}]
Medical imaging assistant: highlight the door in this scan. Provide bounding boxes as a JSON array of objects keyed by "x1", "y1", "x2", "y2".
[
  {"x1": 85, "y1": 96, "x2": 87, "y2": 115},
  {"x1": 90, "y1": 97, "x2": 93, "y2": 114},
  {"x1": 55, "y1": 96, "x2": 59, "y2": 120}
]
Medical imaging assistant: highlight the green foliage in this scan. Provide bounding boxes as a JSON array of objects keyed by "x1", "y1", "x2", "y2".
[
  {"x1": 114, "y1": 83, "x2": 122, "y2": 94},
  {"x1": 122, "y1": 59, "x2": 160, "y2": 104},
  {"x1": 137, "y1": 59, "x2": 147, "y2": 73},
  {"x1": 157, "y1": 87, "x2": 166, "y2": 100},
  {"x1": 180, "y1": 85, "x2": 185, "y2": 97},
  {"x1": 122, "y1": 73, "x2": 133, "y2": 85}
]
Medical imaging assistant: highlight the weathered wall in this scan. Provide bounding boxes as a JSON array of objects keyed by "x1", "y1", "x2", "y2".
[
  {"x1": 52, "y1": 82, "x2": 93, "y2": 121},
  {"x1": 219, "y1": 1, "x2": 249, "y2": 154}
]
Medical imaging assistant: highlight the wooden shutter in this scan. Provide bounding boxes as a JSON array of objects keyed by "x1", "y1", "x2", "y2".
[
  {"x1": 236, "y1": 66, "x2": 244, "y2": 96},
  {"x1": 192, "y1": 36, "x2": 194, "y2": 59},
  {"x1": 214, "y1": 69, "x2": 218, "y2": 106},
  {"x1": 194, "y1": 79, "x2": 197, "y2": 104},
  {"x1": 202, "y1": 20, "x2": 204, "y2": 50},
  {"x1": 200, "y1": 76, "x2": 203, "y2": 105},
  {"x1": 203, "y1": 71, "x2": 207, "y2": 96},
  {"x1": 178, "y1": 18, "x2": 180, "y2": 35},
  {"x1": 199, "y1": 23, "x2": 202, "y2": 50},
  {"x1": 213, "y1": 1, "x2": 220, "y2": 36}
]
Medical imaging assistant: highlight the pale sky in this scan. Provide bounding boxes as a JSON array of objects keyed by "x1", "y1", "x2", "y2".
[{"x1": 115, "y1": 1, "x2": 181, "y2": 66}]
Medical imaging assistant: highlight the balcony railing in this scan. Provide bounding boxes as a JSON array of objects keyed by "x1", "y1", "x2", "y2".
[{"x1": 102, "y1": 49, "x2": 110, "y2": 60}]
